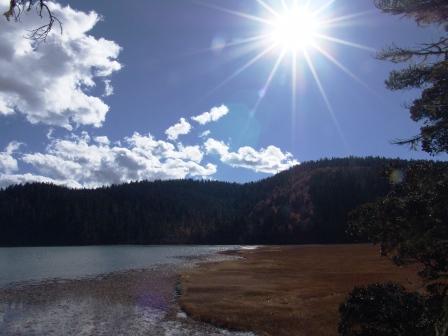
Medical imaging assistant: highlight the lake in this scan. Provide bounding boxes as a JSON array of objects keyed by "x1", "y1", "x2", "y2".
[
  {"x1": 0, "y1": 245, "x2": 254, "y2": 336},
  {"x1": 0, "y1": 245, "x2": 235, "y2": 287}
]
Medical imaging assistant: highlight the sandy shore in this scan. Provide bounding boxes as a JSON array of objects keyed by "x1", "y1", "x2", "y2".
[
  {"x1": 179, "y1": 244, "x2": 422, "y2": 336},
  {"x1": 0, "y1": 257, "x2": 254, "y2": 336}
]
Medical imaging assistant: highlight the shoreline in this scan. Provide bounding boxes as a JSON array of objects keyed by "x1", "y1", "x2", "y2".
[
  {"x1": 179, "y1": 244, "x2": 422, "y2": 336},
  {"x1": 0, "y1": 248, "x2": 252, "y2": 336}
]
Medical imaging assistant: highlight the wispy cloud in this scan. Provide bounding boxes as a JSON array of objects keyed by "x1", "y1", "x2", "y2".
[
  {"x1": 192, "y1": 105, "x2": 229, "y2": 125},
  {"x1": 199, "y1": 130, "x2": 211, "y2": 138},
  {"x1": 103, "y1": 80, "x2": 114, "y2": 97},
  {"x1": 0, "y1": 142, "x2": 21, "y2": 174}
]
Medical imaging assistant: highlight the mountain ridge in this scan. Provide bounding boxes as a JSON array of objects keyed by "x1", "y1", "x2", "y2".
[{"x1": 0, "y1": 157, "x2": 442, "y2": 246}]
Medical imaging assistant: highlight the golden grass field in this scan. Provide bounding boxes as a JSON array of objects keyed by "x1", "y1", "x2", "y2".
[{"x1": 180, "y1": 245, "x2": 422, "y2": 336}]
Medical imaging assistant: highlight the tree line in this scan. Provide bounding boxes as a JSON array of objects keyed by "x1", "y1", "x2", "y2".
[{"x1": 0, "y1": 157, "x2": 421, "y2": 246}]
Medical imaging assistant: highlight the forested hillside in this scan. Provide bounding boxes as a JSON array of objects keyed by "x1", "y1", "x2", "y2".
[{"x1": 0, "y1": 157, "x2": 438, "y2": 246}]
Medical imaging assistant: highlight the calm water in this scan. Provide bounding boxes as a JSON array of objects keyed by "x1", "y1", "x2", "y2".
[
  {"x1": 0, "y1": 245, "x2": 255, "y2": 336},
  {"x1": 0, "y1": 245, "x2": 236, "y2": 286}
]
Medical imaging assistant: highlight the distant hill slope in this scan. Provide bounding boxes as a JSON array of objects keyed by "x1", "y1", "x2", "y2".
[{"x1": 0, "y1": 157, "x2": 433, "y2": 246}]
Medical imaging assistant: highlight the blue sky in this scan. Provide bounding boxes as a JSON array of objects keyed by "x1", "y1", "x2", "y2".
[{"x1": 0, "y1": 0, "x2": 445, "y2": 187}]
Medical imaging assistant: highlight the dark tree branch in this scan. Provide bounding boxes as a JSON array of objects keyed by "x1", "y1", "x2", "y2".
[
  {"x1": 3, "y1": 0, "x2": 62, "y2": 42},
  {"x1": 374, "y1": 0, "x2": 448, "y2": 28}
]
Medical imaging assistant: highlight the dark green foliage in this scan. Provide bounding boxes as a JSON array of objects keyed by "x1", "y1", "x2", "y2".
[
  {"x1": 244, "y1": 157, "x2": 400, "y2": 244},
  {"x1": 345, "y1": 161, "x2": 448, "y2": 335},
  {"x1": 386, "y1": 60, "x2": 448, "y2": 154},
  {"x1": 0, "y1": 179, "x2": 246, "y2": 245},
  {"x1": 308, "y1": 165, "x2": 391, "y2": 243},
  {"x1": 339, "y1": 3, "x2": 448, "y2": 335},
  {"x1": 375, "y1": 0, "x2": 448, "y2": 154},
  {"x1": 0, "y1": 157, "x2": 410, "y2": 246},
  {"x1": 374, "y1": 0, "x2": 448, "y2": 27},
  {"x1": 339, "y1": 283, "x2": 432, "y2": 336},
  {"x1": 349, "y1": 162, "x2": 448, "y2": 280}
]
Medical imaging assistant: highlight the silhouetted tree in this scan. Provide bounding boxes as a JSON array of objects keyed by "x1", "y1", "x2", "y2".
[
  {"x1": 375, "y1": 0, "x2": 448, "y2": 27},
  {"x1": 340, "y1": 3, "x2": 448, "y2": 335},
  {"x1": 375, "y1": 0, "x2": 448, "y2": 153},
  {"x1": 339, "y1": 283, "x2": 433, "y2": 336},
  {"x1": 349, "y1": 162, "x2": 448, "y2": 280},
  {"x1": 3, "y1": 0, "x2": 61, "y2": 41},
  {"x1": 347, "y1": 162, "x2": 448, "y2": 335}
]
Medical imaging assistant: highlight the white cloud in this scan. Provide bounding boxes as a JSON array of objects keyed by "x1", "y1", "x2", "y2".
[
  {"x1": 0, "y1": 133, "x2": 299, "y2": 188},
  {"x1": 0, "y1": 1, "x2": 122, "y2": 129},
  {"x1": 46, "y1": 128, "x2": 55, "y2": 140},
  {"x1": 204, "y1": 138, "x2": 298, "y2": 174},
  {"x1": 204, "y1": 138, "x2": 229, "y2": 157},
  {"x1": 0, "y1": 132, "x2": 216, "y2": 188},
  {"x1": 94, "y1": 136, "x2": 110, "y2": 146},
  {"x1": 0, "y1": 173, "x2": 82, "y2": 189},
  {"x1": 0, "y1": 141, "x2": 21, "y2": 173},
  {"x1": 103, "y1": 80, "x2": 114, "y2": 97},
  {"x1": 192, "y1": 105, "x2": 229, "y2": 125},
  {"x1": 5, "y1": 141, "x2": 22, "y2": 154},
  {"x1": 165, "y1": 118, "x2": 192, "y2": 141},
  {"x1": 199, "y1": 130, "x2": 211, "y2": 138}
]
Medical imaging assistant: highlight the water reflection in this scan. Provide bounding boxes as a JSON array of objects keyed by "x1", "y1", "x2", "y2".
[
  {"x1": 0, "y1": 245, "x2": 236, "y2": 286},
  {"x1": 0, "y1": 248, "x2": 254, "y2": 336}
]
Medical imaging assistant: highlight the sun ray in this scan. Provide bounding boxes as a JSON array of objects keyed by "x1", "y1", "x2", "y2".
[
  {"x1": 281, "y1": 0, "x2": 290, "y2": 11},
  {"x1": 321, "y1": 10, "x2": 375, "y2": 28},
  {"x1": 181, "y1": 34, "x2": 271, "y2": 57},
  {"x1": 313, "y1": 44, "x2": 386, "y2": 101},
  {"x1": 315, "y1": 34, "x2": 376, "y2": 52},
  {"x1": 291, "y1": 51, "x2": 298, "y2": 114},
  {"x1": 313, "y1": 0, "x2": 336, "y2": 17},
  {"x1": 291, "y1": 50, "x2": 298, "y2": 144},
  {"x1": 207, "y1": 44, "x2": 276, "y2": 96},
  {"x1": 197, "y1": 0, "x2": 375, "y2": 140},
  {"x1": 193, "y1": 1, "x2": 273, "y2": 26},
  {"x1": 251, "y1": 50, "x2": 286, "y2": 116},
  {"x1": 256, "y1": 0, "x2": 280, "y2": 18},
  {"x1": 303, "y1": 50, "x2": 350, "y2": 152},
  {"x1": 312, "y1": 44, "x2": 371, "y2": 89}
]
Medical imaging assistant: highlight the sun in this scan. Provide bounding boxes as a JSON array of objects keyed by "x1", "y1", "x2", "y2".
[
  {"x1": 270, "y1": 7, "x2": 321, "y2": 52},
  {"x1": 198, "y1": 0, "x2": 375, "y2": 131}
]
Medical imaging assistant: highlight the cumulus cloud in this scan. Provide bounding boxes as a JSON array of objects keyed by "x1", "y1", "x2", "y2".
[
  {"x1": 192, "y1": 105, "x2": 229, "y2": 125},
  {"x1": 0, "y1": 132, "x2": 216, "y2": 188},
  {"x1": 0, "y1": 0, "x2": 122, "y2": 129},
  {"x1": 0, "y1": 141, "x2": 21, "y2": 174},
  {"x1": 204, "y1": 138, "x2": 298, "y2": 174},
  {"x1": 0, "y1": 133, "x2": 299, "y2": 188},
  {"x1": 165, "y1": 118, "x2": 192, "y2": 141}
]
